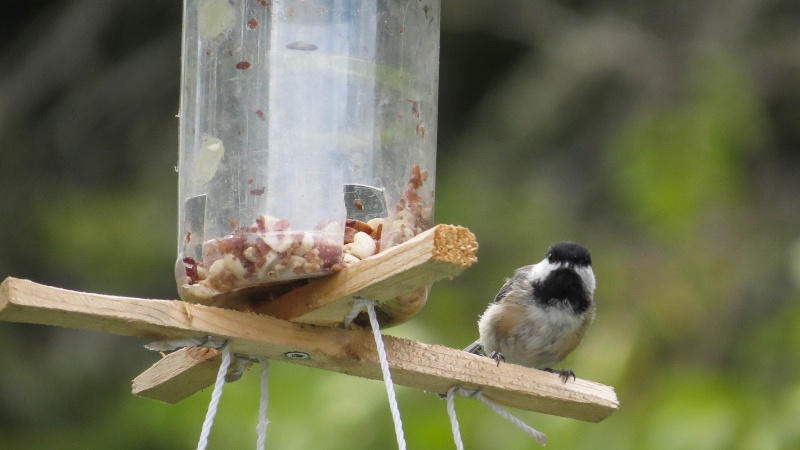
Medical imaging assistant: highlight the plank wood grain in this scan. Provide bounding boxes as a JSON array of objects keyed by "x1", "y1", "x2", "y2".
[{"x1": 0, "y1": 277, "x2": 618, "y2": 422}]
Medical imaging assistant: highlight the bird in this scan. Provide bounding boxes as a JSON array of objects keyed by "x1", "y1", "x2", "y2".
[{"x1": 465, "y1": 241, "x2": 596, "y2": 382}]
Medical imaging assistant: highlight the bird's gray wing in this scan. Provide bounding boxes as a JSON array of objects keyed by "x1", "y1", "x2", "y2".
[
  {"x1": 463, "y1": 267, "x2": 534, "y2": 356},
  {"x1": 491, "y1": 265, "x2": 533, "y2": 304},
  {"x1": 491, "y1": 281, "x2": 514, "y2": 304}
]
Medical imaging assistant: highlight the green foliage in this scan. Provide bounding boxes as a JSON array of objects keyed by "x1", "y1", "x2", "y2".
[
  {"x1": 35, "y1": 182, "x2": 176, "y2": 297},
  {"x1": 2, "y1": 1, "x2": 800, "y2": 449},
  {"x1": 609, "y1": 53, "x2": 763, "y2": 239}
]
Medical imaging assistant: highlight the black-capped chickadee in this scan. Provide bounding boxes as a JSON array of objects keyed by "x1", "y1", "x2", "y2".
[{"x1": 465, "y1": 242, "x2": 595, "y2": 382}]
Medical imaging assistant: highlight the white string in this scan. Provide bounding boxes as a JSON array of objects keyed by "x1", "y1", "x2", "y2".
[
  {"x1": 352, "y1": 298, "x2": 407, "y2": 450},
  {"x1": 445, "y1": 386, "x2": 465, "y2": 450},
  {"x1": 473, "y1": 390, "x2": 547, "y2": 445},
  {"x1": 341, "y1": 300, "x2": 363, "y2": 328},
  {"x1": 197, "y1": 343, "x2": 232, "y2": 450},
  {"x1": 151, "y1": 340, "x2": 269, "y2": 449},
  {"x1": 446, "y1": 385, "x2": 548, "y2": 447},
  {"x1": 256, "y1": 358, "x2": 270, "y2": 450}
]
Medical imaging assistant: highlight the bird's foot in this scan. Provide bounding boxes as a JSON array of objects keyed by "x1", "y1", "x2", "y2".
[
  {"x1": 488, "y1": 351, "x2": 505, "y2": 366},
  {"x1": 544, "y1": 368, "x2": 575, "y2": 383}
]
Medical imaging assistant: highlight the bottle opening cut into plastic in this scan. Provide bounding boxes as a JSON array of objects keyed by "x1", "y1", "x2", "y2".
[{"x1": 176, "y1": 0, "x2": 440, "y2": 311}]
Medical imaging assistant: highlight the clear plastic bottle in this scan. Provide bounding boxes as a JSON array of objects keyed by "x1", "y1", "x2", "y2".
[{"x1": 176, "y1": 0, "x2": 440, "y2": 305}]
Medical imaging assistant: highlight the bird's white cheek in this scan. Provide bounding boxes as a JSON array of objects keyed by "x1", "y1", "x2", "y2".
[{"x1": 577, "y1": 266, "x2": 596, "y2": 293}]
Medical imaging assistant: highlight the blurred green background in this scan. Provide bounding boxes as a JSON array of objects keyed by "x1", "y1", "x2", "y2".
[{"x1": 2, "y1": 0, "x2": 800, "y2": 448}]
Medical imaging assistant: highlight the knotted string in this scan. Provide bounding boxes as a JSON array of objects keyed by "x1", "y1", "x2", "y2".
[
  {"x1": 445, "y1": 385, "x2": 547, "y2": 447},
  {"x1": 146, "y1": 338, "x2": 270, "y2": 449}
]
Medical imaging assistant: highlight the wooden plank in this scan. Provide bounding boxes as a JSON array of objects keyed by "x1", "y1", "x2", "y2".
[
  {"x1": 0, "y1": 277, "x2": 618, "y2": 422},
  {"x1": 132, "y1": 347, "x2": 222, "y2": 404},
  {"x1": 204, "y1": 224, "x2": 479, "y2": 328}
]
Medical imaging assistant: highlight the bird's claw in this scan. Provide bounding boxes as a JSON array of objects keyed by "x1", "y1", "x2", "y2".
[
  {"x1": 488, "y1": 351, "x2": 505, "y2": 366},
  {"x1": 544, "y1": 368, "x2": 576, "y2": 383}
]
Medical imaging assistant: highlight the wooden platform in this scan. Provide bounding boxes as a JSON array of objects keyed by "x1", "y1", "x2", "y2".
[{"x1": 0, "y1": 224, "x2": 618, "y2": 423}]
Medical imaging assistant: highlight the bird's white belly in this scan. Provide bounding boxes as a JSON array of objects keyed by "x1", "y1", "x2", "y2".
[{"x1": 479, "y1": 302, "x2": 585, "y2": 369}]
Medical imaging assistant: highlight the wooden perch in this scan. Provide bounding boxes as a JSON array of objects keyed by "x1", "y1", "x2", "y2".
[{"x1": 0, "y1": 277, "x2": 618, "y2": 422}]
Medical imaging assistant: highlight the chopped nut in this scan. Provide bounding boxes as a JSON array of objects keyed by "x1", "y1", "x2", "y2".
[
  {"x1": 209, "y1": 254, "x2": 246, "y2": 278},
  {"x1": 255, "y1": 252, "x2": 279, "y2": 276},
  {"x1": 350, "y1": 232, "x2": 376, "y2": 259},
  {"x1": 296, "y1": 232, "x2": 314, "y2": 255},
  {"x1": 346, "y1": 219, "x2": 373, "y2": 234},
  {"x1": 243, "y1": 246, "x2": 259, "y2": 262},
  {"x1": 264, "y1": 233, "x2": 293, "y2": 253},
  {"x1": 342, "y1": 253, "x2": 361, "y2": 266},
  {"x1": 303, "y1": 262, "x2": 321, "y2": 272},
  {"x1": 344, "y1": 226, "x2": 358, "y2": 244},
  {"x1": 255, "y1": 215, "x2": 283, "y2": 233},
  {"x1": 381, "y1": 164, "x2": 433, "y2": 249},
  {"x1": 367, "y1": 217, "x2": 384, "y2": 230},
  {"x1": 178, "y1": 164, "x2": 431, "y2": 305}
]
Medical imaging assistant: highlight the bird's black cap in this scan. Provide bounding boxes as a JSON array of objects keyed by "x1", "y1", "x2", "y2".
[{"x1": 546, "y1": 242, "x2": 592, "y2": 267}]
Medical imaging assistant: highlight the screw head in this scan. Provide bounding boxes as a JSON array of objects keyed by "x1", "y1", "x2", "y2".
[{"x1": 284, "y1": 351, "x2": 310, "y2": 360}]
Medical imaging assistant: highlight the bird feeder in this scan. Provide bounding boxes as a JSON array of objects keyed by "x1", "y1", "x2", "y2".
[
  {"x1": 0, "y1": 3, "x2": 619, "y2": 448},
  {"x1": 176, "y1": 0, "x2": 439, "y2": 313}
]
